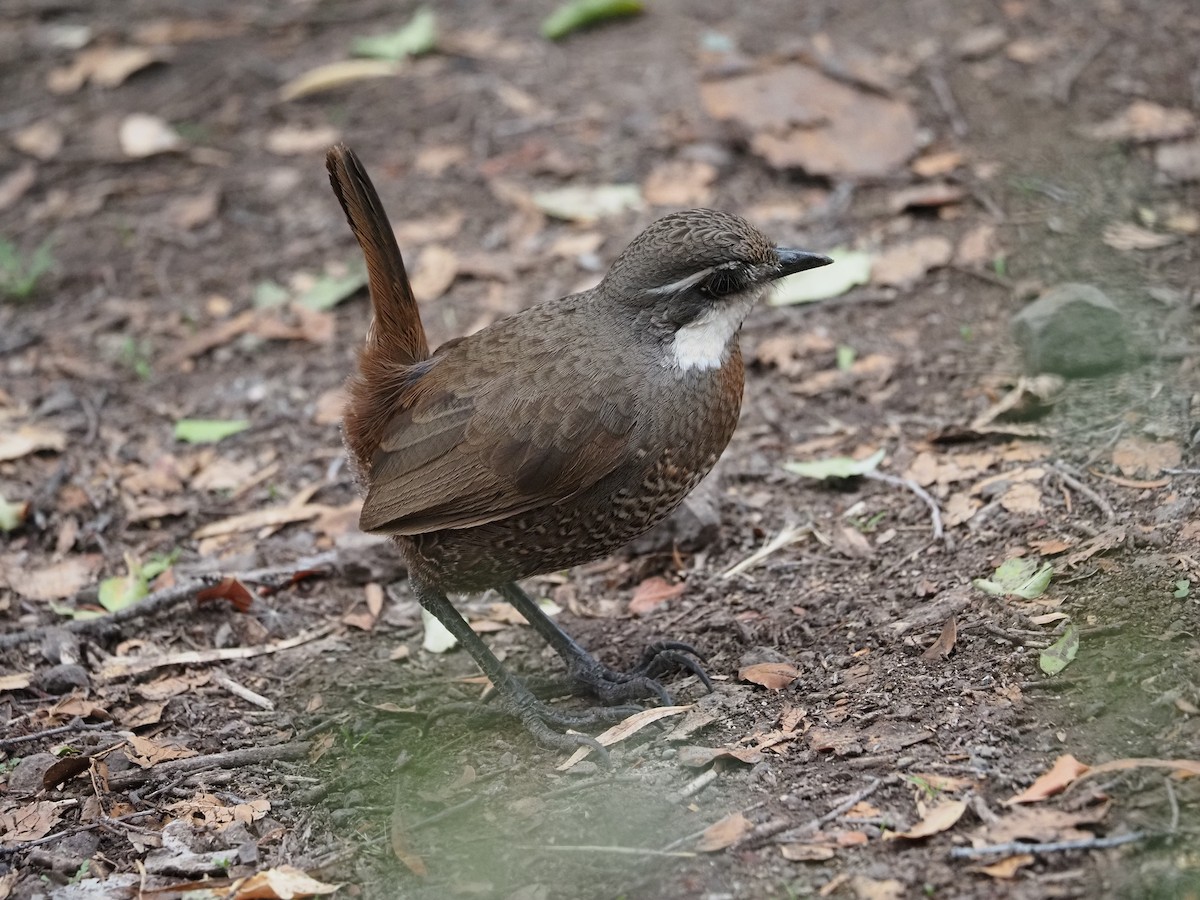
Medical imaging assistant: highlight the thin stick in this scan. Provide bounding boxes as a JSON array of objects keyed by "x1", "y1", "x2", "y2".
[
  {"x1": 926, "y1": 67, "x2": 968, "y2": 137},
  {"x1": 864, "y1": 471, "x2": 944, "y2": 541},
  {"x1": 211, "y1": 671, "x2": 275, "y2": 711},
  {"x1": 949, "y1": 831, "x2": 1146, "y2": 858},
  {"x1": 1049, "y1": 465, "x2": 1115, "y2": 522},
  {"x1": 514, "y1": 844, "x2": 697, "y2": 858},
  {"x1": 107, "y1": 742, "x2": 309, "y2": 790},
  {"x1": 0, "y1": 551, "x2": 339, "y2": 650},
  {"x1": 738, "y1": 776, "x2": 893, "y2": 851},
  {"x1": 1054, "y1": 34, "x2": 1110, "y2": 105}
]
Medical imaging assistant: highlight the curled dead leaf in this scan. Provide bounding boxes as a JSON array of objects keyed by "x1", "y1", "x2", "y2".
[
  {"x1": 738, "y1": 662, "x2": 801, "y2": 691},
  {"x1": 1006, "y1": 754, "x2": 1089, "y2": 804},
  {"x1": 696, "y1": 811, "x2": 754, "y2": 852},
  {"x1": 884, "y1": 799, "x2": 967, "y2": 840}
]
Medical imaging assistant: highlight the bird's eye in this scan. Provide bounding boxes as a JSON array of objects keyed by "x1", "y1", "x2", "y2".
[{"x1": 701, "y1": 266, "x2": 745, "y2": 297}]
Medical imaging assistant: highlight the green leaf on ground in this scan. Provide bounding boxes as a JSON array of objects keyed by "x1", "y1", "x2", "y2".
[
  {"x1": 296, "y1": 268, "x2": 368, "y2": 311},
  {"x1": 1039, "y1": 624, "x2": 1079, "y2": 675},
  {"x1": 973, "y1": 558, "x2": 1053, "y2": 599},
  {"x1": 836, "y1": 345, "x2": 856, "y2": 371},
  {"x1": 353, "y1": 8, "x2": 437, "y2": 61},
  {"x1": 783, "y1": 448, "x2": 885, "y2": 481},
  {"x1": 541, "y1": 0, "x2": 644, "y2": 40},
  {"x1": 1174, "y1": 579, "x2": 1190, "y2": 598},
  {"x1": 769, "y1": 249, "x2": 869, "y2": 306},
  {"x1": 253, "y1": 280, "x2": 290, "y2": 308},
  {"x1": 0, "y1": 495, "x2": 28, "y2": 532},
  {"x1": 174, "y1": 419, "x2": 250, "y2": 444}
]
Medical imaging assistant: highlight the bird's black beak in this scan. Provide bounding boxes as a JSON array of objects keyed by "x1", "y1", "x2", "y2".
[{"x1": 774, "y1": 248, "x2": 834, "y2": 278}]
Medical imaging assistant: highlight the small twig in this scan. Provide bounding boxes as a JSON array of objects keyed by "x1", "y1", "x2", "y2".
[
  {"x1": 0, "y1": 717, "x2": 112, "y2": 751},
  {"x1": 1162, "y1": 468, "x2": 1200, "y2": 476},
  {"x1": 949, "y1": 831, "x2": 1146, "y2": 858},
  {"x1": 0, "y1": 808, "x2": 155, "y2": 857},
  {"x1": 864, "y1": 471, "x2": 944, "y2": 541},
  {"x1": 107, "y1": 741, "x2": 309, "y2": 790},
  {"x1": 926, "y1": 66, "x2": 968, "y2": 137},
  {"x1": 739, "y1": 776, "x2": 894, "y2": 851},
  {"x1": 1164, "y1": 777, "x2": 1180, "y2": 834},
  {"x1": 514, "y1": 844, "x2": 696, "y2": 858},
  {"x1": 1048, "y1": 465, "x2": 1115, "y2": 523},
  {"x1": 677, "y1": 767, "x2": 720, "y2": 800},
  {"x1": 211, "y1": 671, "x2": 275, "y2": 711},
  {"x1": 0, "y1": 551, "x2": 339, "y2": 651}
]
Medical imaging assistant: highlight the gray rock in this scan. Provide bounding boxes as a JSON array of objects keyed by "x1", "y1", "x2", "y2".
[
  {"x1": 1011, "y1": 283, "x2": 1129, "y2": 376},
  {"x1": 8, "y1": 752, "x2": 57, "y2": 795},
  {"x1": 32, "y1": 663, "x2": 90, "y2": 695}
]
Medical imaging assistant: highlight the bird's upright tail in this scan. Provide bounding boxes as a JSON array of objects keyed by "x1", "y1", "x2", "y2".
[{"x1": 326, "y1": 144, "x2": 429, "y2": 367}]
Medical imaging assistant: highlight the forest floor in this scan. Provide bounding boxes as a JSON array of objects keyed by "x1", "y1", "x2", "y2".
[{"x1": 1, "y1": 0, "x2": 1199, "y2": 898}]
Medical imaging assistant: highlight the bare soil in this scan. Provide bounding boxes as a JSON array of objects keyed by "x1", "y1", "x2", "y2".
[{"x1": 1, "y1": 0, "x2": 1198, "y2": 898}]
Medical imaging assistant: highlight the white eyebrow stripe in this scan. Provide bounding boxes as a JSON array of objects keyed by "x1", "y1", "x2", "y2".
[{"x1": 647, "y1": 267, "x2": 713, "y2": 296}]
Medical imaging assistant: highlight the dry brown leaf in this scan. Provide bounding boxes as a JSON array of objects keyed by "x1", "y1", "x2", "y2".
[
  {"x1": 676, "y1": 745, "x2": 764, "y2": 767},
  {"x1": 642, "y1": 160, "x2": 717, "y2": 207},
  {"x1": 696, "y1": 811, "x2": 754, "y2": 852},
  {"x1": 972, "y1": 853, "x2": 1036, "y2": 879},
  {"x1": 980, "y1": 803, "x2": 1108, "y2": 845},
  {"x1": 265, "y1": 125, "x2": 341, "y2": 157},
  {"x1": 738, "y1": 662, "x2": 801, "y2": 691},
  {"x1": 232, "y1": 865, "x2": 342, "y2": 898},
  {"x1": 1076, "y1": 756, "x2": 1200, "y2": 782},
  {"x1": 394, "y1": 210, "x2": 466, "y2": 246},
  {"x1": 410, "y1": 245, "x2": 459, "y2": 301},
  {"x1": 911, "y1": 150, "x2": 964, "y2": 177},
  {"x1": 871, "y1": 236, "x2": 953, "y2": 288},
  {"x1": 165, "y1": 188, "x2": 220, "y2": 230},
  {"x1": 628, "y1": 576, "x2": 685, "y2": 615},
  {"x1": 118, "y1": 113, "x2": 182, "y2": 158},
  {"x1": 885, "y1": 800, "x2": 967, "y2": 840},
  {"x1": 193, "y1": 504, "x2": 322, "y2": 539},
  {"x1": 999, "y1": 482, "x2": 1042, "y2": 515},
  {"x1": 557, "y1": 706, "x2": 689, "y2": 770},
  {"x1": 1064, "y1": 525, "x2": 1126, "y2": 566},
  {"x1": 943, "y1": 493, "x2": 982, "y2": 527},
  {"x1": 956, "y1": 223, "x2": 998, "y2": 266},
  {"x1": 0, "y1": 423, "x2": 67, "y2": 461},
  {"x1": 838, "y1": 830, "x2": 869, "y2": 846},
  {"x1": 415, "y1": 143, "x2": 469, "y2": 176},
  {"x1": 1029, "y1": 538, "x2": 1073, "y2": 556},
  {"x1": 1, "y1": 554, "x2": 102, "y2": 602},
  {"x1": 0, "y1": 801, "x2": 72, "y2": 842},
  {"x1": 1087, "y1": 100, "x2": 1196, "y2": 143},
  {"x1": 1102, "y1": 221, "x2": 1178, "y2": 251},
  {"x1": 849, "y1": 875, "x2": 905, "y2": 900},
  {"x1": 922, "y1": 616, "x2": 958, "y2": 661},
  {"x1": 47, "y1": 45, "x2": 164, "y2": 93},
  {"x1": 890, "y1": 182, "x2": 967, "y2": 212},
  {"x1": 0, "y1": 673, "x2": 33, "y2": 692},
  {"x1": 1005, "y1": 35, "x2": 1060, "y2": 64},
  {"x1": 279, "y1": 60, "x2": 398, "y2": 102},
  {"x1": 780, "y1": 843, "x2": 836, "y2": 861},
  {"x1": 700, "y1": 63, "x2": 919, "y2": 178},
  {"x1": 124, "y1": 734, "x2": 199, "y2": 768},
  {"x1": 13, "y1": 121, "x2": 64, "y2": 161},
  {"x1": 1111, "y1": 436, "x2": 1181, "y2": 478},
  {"x1": 167, "y1": 793, "x2": 270, "y2": 829},
  {"x1": 1006, "y1": 753, "x2": 1089, "y2": 804}
]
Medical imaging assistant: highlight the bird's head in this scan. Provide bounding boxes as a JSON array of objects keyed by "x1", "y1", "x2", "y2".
[{"x1": 601, "y1": 208, "x2": 832, "y2": 372}]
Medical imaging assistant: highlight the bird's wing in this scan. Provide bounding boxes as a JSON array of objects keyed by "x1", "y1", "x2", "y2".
[{"x1": 358, "y1": 344, "x2": 638, "y2": 535}]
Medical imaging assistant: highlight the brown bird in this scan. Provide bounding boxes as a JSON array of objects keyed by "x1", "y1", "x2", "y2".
[{"x1": 326, "y1": 145, "x2": 832, "y2": 754}]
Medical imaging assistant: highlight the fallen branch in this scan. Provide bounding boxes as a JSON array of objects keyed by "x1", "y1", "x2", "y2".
[
  {"x1": 949, "y1": 831, "x2": 1146, "y2": 859},
  {"x1": 107, "y1": 741, "x2": 310, "y2": 790},
  {"x1": 0, "y1": 551, "x2": 339, "y2": 651}
]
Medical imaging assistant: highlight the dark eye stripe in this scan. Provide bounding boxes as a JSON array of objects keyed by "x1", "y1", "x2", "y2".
[{"x1": 702, "y1": 267, "x2": 746, "y2": 296}]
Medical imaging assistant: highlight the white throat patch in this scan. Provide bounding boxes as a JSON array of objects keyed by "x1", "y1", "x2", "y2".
[{"x1": 670, "y1": 290, "x2": 761, "y2": 372}]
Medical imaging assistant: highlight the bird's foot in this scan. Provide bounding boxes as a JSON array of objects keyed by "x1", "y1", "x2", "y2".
[
  {"x1": 427, "y1": 688, "x2": 640, "y2": 761},
  {"x1": 520, "y1": 640, "x2": 713, "y2": 706}
]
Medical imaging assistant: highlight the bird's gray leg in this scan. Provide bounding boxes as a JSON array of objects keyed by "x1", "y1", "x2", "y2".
[
  {"x1": 497, "y1": 582, "x2": 713, "y2": 705},
  {"x1": 411, "y1": 578, "x2": 634, "y2": 757}
]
